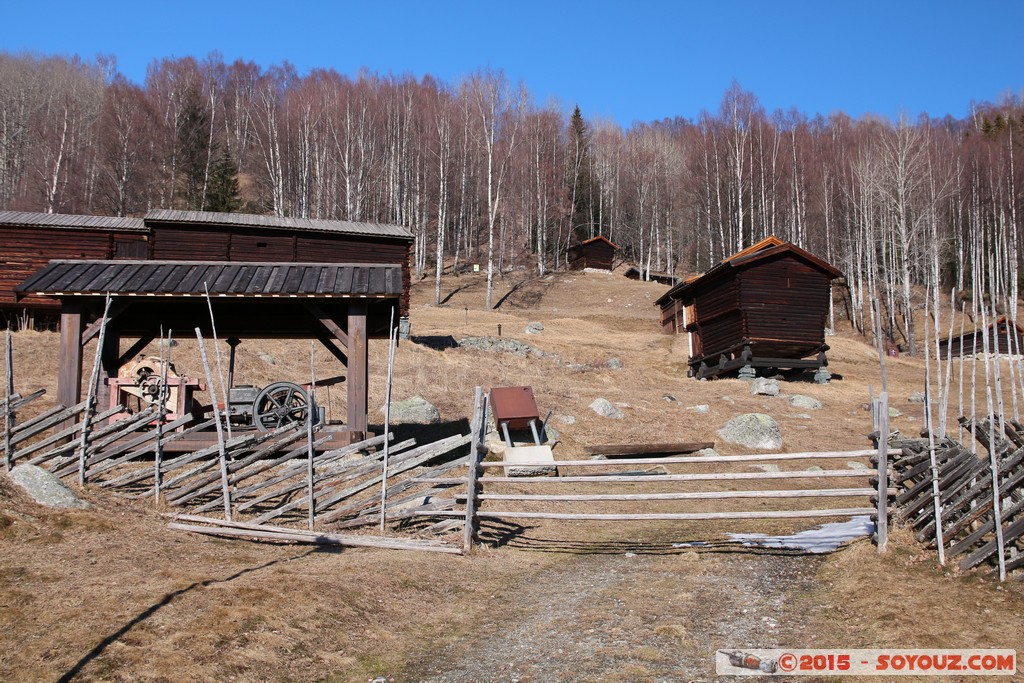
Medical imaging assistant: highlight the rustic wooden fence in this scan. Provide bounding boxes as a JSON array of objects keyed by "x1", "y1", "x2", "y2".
[{"x1": 890, "y1": 419, "x2": 1024, "y2": 577}]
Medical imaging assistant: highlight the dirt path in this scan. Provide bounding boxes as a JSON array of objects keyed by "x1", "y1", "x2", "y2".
[{"x1": 405, "y1": 548, "x2": 826, "y2": 683}]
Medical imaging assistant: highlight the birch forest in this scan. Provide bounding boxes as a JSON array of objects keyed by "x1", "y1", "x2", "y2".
[{"x1": 1, "y1": 52, "x2": 1021, "y2": 349}]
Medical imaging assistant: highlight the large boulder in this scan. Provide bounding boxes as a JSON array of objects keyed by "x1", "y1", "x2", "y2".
[
  {"x1": 717, "y1": 413, "x2": 783, "y2": 450},
  {"x1": 750, "y1": 378, "x2": 780, "y2": 396},
  {"x1": 384, "y1": 396, "x2": 441, "y2": 424},
  {"x1": 789, "y1": 394, "x2": 823, "y2": 410},
  {"x1": 590, "y1": 398, "x2": 624, "y2": 419},
  {"x1": 8, "y1": 464, "x2": 89, "y2": 509}
]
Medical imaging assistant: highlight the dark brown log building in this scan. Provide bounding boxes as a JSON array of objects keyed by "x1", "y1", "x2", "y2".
[
  {"x1": 655, "y1": 236, "x2": 842, "y2": 380},
  {"x1": 7, "y1": 209, "x2": 413, "y2": 441},
  {"x1": 568, "y1": 235, "x2": 618, "y2": 271},
  {"x1": 939, "y1": 317, "x2": 1024, "y2": 359}
]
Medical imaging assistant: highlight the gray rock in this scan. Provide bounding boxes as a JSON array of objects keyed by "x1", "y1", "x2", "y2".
[
  {"x1": 687, "y1": 404, "x2": 711, "y2": 414},
  {"x1": 750, "y1": 378, "x2": 780, "y2": 397},
  {"x1": 606, "y1": 357, "x2": 623, "y2": 370},
  {"x1": 888, "y1": 407, "x2": 903, "y2": 418},
  {"x1": 543, "y1": 425, "x2": 560, "y2": 442},
  {"x1": 524, "y1": 321, "x2": 545, "y2": 335},
  {"x1": 789, "y1": 394, "x2": 823, "y2": 410},
  {"x1": 695, "y1": 448, "x2": 720, "y2": 457},
  {"x1": 589, "y1": 398, "x2": 624, "y2": 419},
  {"x1": 556, "y1": 414, "x2": 576, "y2": 425},
  {"x1": 752, "y1": 463, "x2": 781, "y2": 473},
  {"x1": 846, "y1": 461, "x2": 870, "y2": 470},
  {"x1": 721, "y1": 396, "x2": 736, "y2": 405},
  {"x1": 789, "y1": 413, "x2": 813, "y2": 420},
  {"x1": 459, "y1": 336, "x2": 551, "y2": 359},
  {"x1": 8, "y1": 465, "x2": 88, "y2": 509},
  {"x1": 717, "y1": 413, "x2": 783, "y2": 450},
  {"x1": 908, "y1": 391, "x2": 926, "y2": 403},
  {"x1": 806, "y1": 465, "x2": 825, "y2": 472},
  {"x1": 257, "y1": 351, "x2": 276, "y2": 366},
  {"x1": 385, "y1": 396, "x2": 441, "y2": 424},
  {"x1": 663, "y1": 394, "x2": 678, "y2": 403}
]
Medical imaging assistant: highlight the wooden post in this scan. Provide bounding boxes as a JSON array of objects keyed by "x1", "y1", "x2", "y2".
[
  {"x1": 347, "y1": 300, "x2": 368, "y2": 436},
  {"x1": 876, "y1": 391, "x2": 889, "y2": 553},
  {"x1": 196, "y1": 328, "x2": 232, "y2": 521},
  {"x1": 79, "y1": 295, "x2": 112, "y2": 487},
  {"x1": 379, "y1": 311, "x2": 397, "y2": 533},
  {"x1": 57, "y1": 301, "x2": 84, "y2": 430},
  {"x1": 463, "y1": 386, "x2": 484, "y2": 554},
  {"x1": 154, "y1": 328, "x2": 171, "y2": 504},
  {"x1": 204, "y1": 283, "x2": 232, "y2": 440},
  {"x1": 923, "y1": 296, "x2": 946, "y2": 565},
  {"x1": 4, "y1": 328, "x2": 13, "y2": 471},
  {"x1": 307, "y1": 341, "x2": 316, "y2": 531}
]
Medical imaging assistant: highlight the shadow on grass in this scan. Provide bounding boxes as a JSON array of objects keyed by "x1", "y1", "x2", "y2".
[{"x1": 57, "y1": 547, "x2": 325, "y2": 682}]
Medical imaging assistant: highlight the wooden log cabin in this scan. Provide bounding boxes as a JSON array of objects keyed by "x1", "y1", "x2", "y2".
[
  {"x1": 655, "y1": 236, "x2": 842, "y2": 380},
  {"x1": 0, "y1": 211, "x2": 148, "y2": 322},
  {"x1": 939, "y1": 317, "x2": 1024, "y2": 359},
  {"x1": 568, "y1": 235, "x2": 618, "y2": 271},
  {"x1": 11, "y1": 209, "x2": 414, "y2": 443}
]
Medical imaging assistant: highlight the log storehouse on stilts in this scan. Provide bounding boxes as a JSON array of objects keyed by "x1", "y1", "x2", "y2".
[{"x1": 655, "y1": 236, "x2": 842, "y2": 380}]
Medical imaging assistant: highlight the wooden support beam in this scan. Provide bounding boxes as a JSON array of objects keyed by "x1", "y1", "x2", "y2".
[
  {"x1": 347, "y1": 301, "x2": 368, "y2": 435},
  {"x1": 80, "y1": 299, "x2": 129, "y2": 344},
  {"x1": 117, "y1": 334, "x2": 156, "y2": 368},
  {"x1": 303, "y1": 301, "x2": 349, "y2": 351},
  {"x1": 315, "y1": 333, "x2": 348, "y2": 366},
  {"x1": 57, "y1": 301, "x2": 84, "y2": 430}
]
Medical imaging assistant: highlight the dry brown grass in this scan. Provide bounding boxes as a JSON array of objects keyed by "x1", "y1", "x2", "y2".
[{"x1": 2, "y1": 267, "x2": 1023, "y2": 681}]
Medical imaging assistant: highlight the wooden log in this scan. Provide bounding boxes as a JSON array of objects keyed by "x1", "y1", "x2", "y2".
[
  {"x1": 44, "y1": 408, "x2": 157, "y2": 474},
  {"x1": 6, "y1": 401, "x2": 88, "y2": 449},
  {"x1": 168, "y1": 436, "x2": 331, "y2": 508},
  {"x1": 196, "y1": 328, "x2": 231, "y2": 520},
  {"x1": 97, "y1": 419, "x2": 219, "y2": 488},
  {"x1": 83, "y1": 414, "x2": 201, "y2": 478},
  {"x1": 417, "y1": 470, "x2": 876, "y2": 485},
  {"x1": 265, "y1": 434, "x2": 469, "y2": 524},
  {"x1": 18, "y1": 405, "x2": 127, "y2": 464},
  {"x1": 166, "y1": 521, "x2": 462, "y2": 554},
  {"x1": 959, "y1": 515, "x2": 1024, "y2": 571},
  {"x1": 947, "y1": 498, "x2": 1024, "y2": 558},
  {"x1": 79, "y1": 294, "x2": 112, "y2": 485},
  {"x1": 324, "y1": 456, "x2": 470, "y2": 523},
  {"x1": 414, "y1": 507, "x2": 877, "y2": 521},
  {"x1": 476, "y1": 448, "x2": 898, "y2": 468},
  {"x1": 464, "y1": 487, "x2": 888, "y2": 502},
  {"x1": 464, "y1": 387, "x2": 483, "y2": 554},
  {"x1": 583, "y1": 442, "x2": 715, "y2": 457},
  {"x1": 8, "y1": 388, "x2": 45, "y2": 412}
]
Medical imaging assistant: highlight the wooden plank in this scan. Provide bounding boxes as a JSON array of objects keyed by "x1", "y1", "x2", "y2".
[
  {"x1": 583, "y1": 442, "x2": 715, "y2": 457},
  {"x1": 57, "y1": 301, "x2": 83, "y2": 426},
  {"x1": 477, "y1": 449, "x2": 895, "y2": 468},
  {"x1": 468, "y1": 488, "x2": 887, "y2": 502},
  {"x1": 464, "y1": 387, "x2": 483, "y2": 553},
  {"x1": 419, "y1": 470, "x2": 876, "y2": 485},
  {"x1": 347, "y1": 301, "x2": 368, "y2": 434},
  {"x1": 418, "y1": 508, "x2": 876, "y2": 521}
]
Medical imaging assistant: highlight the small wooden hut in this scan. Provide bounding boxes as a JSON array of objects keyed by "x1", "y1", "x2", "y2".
[
  {"x1": 939, "y1": 317, "x2": 1024, "y2": 359},
  {"x1": 655, "y1": 236, "x2": 842, "y2": 380},
  {"x1": 568, "y1": 235, "x2": 618, "y2": 271}
]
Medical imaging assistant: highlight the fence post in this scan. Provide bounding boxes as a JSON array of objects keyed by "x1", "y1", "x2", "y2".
[
  {"x1": 463, "y1": 386, "x2": 484, "y2": 554},
  {"x1": 4, "y1": 329, "x2": 13, "y2": 471},
  {"x1": 875, "y1": 391, "x2": 889, "y2": 553}
]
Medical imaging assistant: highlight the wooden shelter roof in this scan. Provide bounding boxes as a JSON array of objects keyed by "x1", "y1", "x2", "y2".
[
  {"x1": 15, "y1": 260, "x2": 403, "y2": 299},
  {"x1": 144, "y1": 210, "x2": 413, "y2": 240},
  {"x1": 575, "y1": 235, "x2": 620, "y2": 250},
  {"x1": 655, "y1": 237, "x2": 841, "y2": 306},
  {"x1": 0, "y1": 210, "x2": 146, "y2": 232}
]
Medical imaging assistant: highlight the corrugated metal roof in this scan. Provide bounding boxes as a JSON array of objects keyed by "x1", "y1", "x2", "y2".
[
  {"x1": 144, "y1": 210, "x2": 413, "y2": 240},
  {"x1": 16, "y1": 260, "x2": 404, "y2": 298},
  {"x1": 0, "y1": 210, "x2": 146, "y2": 232}
]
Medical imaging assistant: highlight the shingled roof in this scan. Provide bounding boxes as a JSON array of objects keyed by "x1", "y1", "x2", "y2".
[
  {"x1": 0, "y1": 210, "x2": 146, "y2": 232},
  {"x1": 144, "y1": 210, "x2": 413, "y2": 240},
  {"x1": 15, "y1": 260, "x2": 404, "y2": 298}
]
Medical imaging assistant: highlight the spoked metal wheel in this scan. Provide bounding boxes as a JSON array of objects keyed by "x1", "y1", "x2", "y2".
[{"x1": 252, "y1": 381, "x2": 309, "y2": 432}]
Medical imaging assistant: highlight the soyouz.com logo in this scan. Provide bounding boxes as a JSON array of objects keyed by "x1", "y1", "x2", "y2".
[{"x1": 716, "y1": 649, "x2": 1017, "y2": 676}]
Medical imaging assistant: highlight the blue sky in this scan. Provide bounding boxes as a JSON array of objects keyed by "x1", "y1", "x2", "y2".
[{"x1": 2, "y1": 1, "x2": 1021, "y2": 126}]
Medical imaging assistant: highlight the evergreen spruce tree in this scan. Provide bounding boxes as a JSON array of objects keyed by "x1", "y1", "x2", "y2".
[
  {"x1": 205, "y1": 151, "x2": 241, "y2": 213},
  {"x1": 567, "y1": 105, "x2": 602, "y2": 239}
]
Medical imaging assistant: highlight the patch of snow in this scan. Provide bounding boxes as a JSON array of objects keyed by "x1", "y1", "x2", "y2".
[{"x1": 725, "y1": 516, "x2": 874, "y2": 554}]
